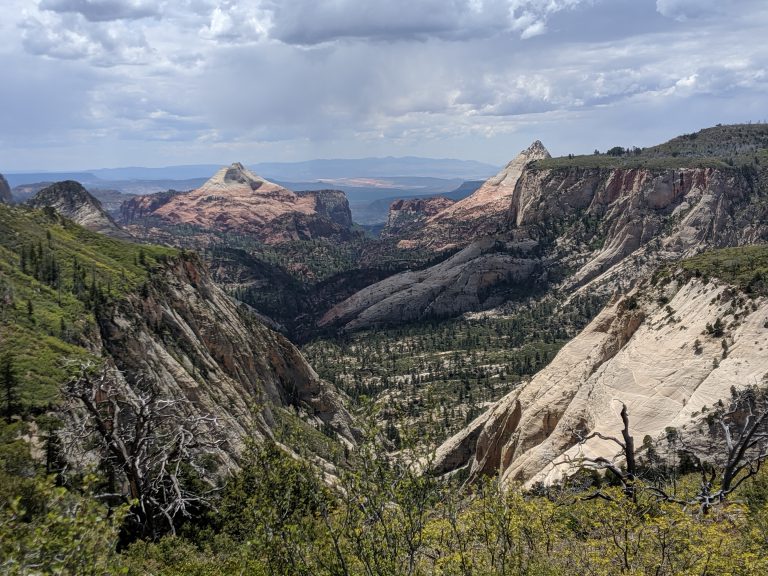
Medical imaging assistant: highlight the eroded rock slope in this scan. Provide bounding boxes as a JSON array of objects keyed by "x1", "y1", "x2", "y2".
[
  {"x1": 381, "y1": 197, "x2": 455, "y2": 241},
  {"x1": 28, "y1": 180, "x2": 133, "y2": 240},
  {"x1": 384, "y1": 141, "x2": 550, "y2": 251},
  {"x1": 433, "y1": 265, "x2": 768, "y2": 487},
  {"x1": 509, "y1": 164, "x2": 767, "y2": 295},
  {"x1": 98, "y1": 253, "x2": 358, "y2": 467},
  {"x1": 330, "y1": 153, "x2": 767, "y2": 332},
  {"x1": 319, "y1": 236, "x2": 540, "y2": 331}
]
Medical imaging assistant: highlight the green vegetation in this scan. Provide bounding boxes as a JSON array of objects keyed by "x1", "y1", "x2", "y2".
[
  {"x1": 0, "y1": 419, "x2": 126, "y2": 575},
  {"x1": 535, "y1": 153, "x2": 735, "y2": 170},
  {"x1": 271, "y1": 405, "x2": 348, "y2": 464},
  {"x1": 142, "y1": 223, "x2": 438, "y2": 283},
  {"x1": 536, "y1": 123, "x2": 768, "y2": 170},
  {"x1": 680, "y1": 244, "x2": 768, "y2": 296},
  {"x1": 204, "y1": 235, "x2": 457, "y2": 338},
  {"x1": 303, "y1": 293, "x2": 606, "y2": 448},
  {"x1": 243, "y1": 237, "x2": 438, "y2": 282},
  {"x1": 0, "y1": 203, "x2": 176, "y2": 408},
  {"x1": 6, "y1": 124, "x2": 768, "y2": 573},
  {"x1": 6, "y1": 428, "x2": 767, "y2": 576},
  {"x1": 645, "y1": 123, "x2": 768, "y2": 159}
]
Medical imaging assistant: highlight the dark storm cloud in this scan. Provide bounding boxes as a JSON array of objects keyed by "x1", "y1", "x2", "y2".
[
  {"x1": 2, "y1": 0, "x2": 768, "y2": 170},
  {"x1": 263, "y1": 0, "x2": 510, "y2": 44},
  {"x1": 39, "y1": 0, "x2": 159, "y2": 22},
  {"x1": 261, "y1": 0, "x2": 601, "y2": 45}
]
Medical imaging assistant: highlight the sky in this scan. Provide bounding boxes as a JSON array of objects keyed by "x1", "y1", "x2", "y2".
[{"x1": 1, "y1": 0, "x2": 767, "y2": 171}]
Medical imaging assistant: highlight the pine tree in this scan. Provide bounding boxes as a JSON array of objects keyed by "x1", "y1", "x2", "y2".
[{"x1": 1, "y1": 353, "x2": 19, "y2": 422}]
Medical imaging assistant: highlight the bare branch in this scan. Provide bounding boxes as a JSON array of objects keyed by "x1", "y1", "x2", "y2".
[{"x1": 63, "y1": 363, "x2": 223, "y2": 539}]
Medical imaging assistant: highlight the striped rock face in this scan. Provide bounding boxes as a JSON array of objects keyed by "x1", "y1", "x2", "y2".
[
  {"x1": 433, "y1": 275, "x2": 768, "y2": 487},
  {"x1": 121, "y1": 162, "x2": 353, "y2": 243}
]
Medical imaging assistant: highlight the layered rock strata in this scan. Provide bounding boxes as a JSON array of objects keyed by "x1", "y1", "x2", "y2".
[{"x1": 433, "y1": 274, "x2": 768, "y2": 486}]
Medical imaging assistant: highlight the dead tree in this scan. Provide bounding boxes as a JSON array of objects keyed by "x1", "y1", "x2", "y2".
[
  {"x1": 565, "y1": 387, "x2": 768, "y2": 513},
  {"x1": 561, "y1": 403, "x2": 639, "y2": 502},
  {"x1": 64, "y1": 363, "x2": 223, "y2": 539},
  {"x1": 675, "y1": 385, "x2": 768, "y2": 513}
]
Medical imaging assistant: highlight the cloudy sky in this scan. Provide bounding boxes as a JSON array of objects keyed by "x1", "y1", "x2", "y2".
[{"x1": 1, "y1": 0, "x2": 766, "y2": 171}]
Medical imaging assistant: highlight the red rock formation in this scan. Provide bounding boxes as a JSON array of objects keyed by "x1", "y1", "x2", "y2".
[{"x1": 119, "y1": 163, "x2": 352, "y2": 243}]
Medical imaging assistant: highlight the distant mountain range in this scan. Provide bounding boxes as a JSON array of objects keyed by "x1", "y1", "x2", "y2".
[
  {"x1": 249, "y1": 157, "x2": 498, "y2": 180},
  {"x1": 5, "y1": 159, "x2": 496, "y2": 224},
  {"x1": 3, "y1": 156, "x2": 498, "y2": 187}
]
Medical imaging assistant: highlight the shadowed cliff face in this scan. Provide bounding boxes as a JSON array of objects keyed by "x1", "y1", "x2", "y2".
[
  {"x1": 329, "y1": 159, "x2": 766, "y2": 333},
  {"x1": 381, "y1": 141, "x2": 550, "y2": 252},
  {"x1": 118, "y1": 163, "x2": 354, "y2": 243},
  {"x1": 28, "y1": 180, "x2": 134, "y2": 240},
  {"x1": 96, "y1": 254, "x2": 358, "y2": 469},
  {"x1": 0, "y1": 174, "x2": 11, "y2": 204},
  {"x1": 433, "y1": 271, "x2": 768, "y2": 487},
  {"x1": 380, "y1": 197, "x2": 455, "y2": 242},
  {"x1": 319, "y1": 236, "x2": 542, "y2": 331}
]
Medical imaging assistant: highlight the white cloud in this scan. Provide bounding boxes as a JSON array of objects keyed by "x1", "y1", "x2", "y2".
[
  {"x1": 2, "y1": 0, "x2": 768, "y2": 170},
  {"x1": 507, "y1": 0, "x2": 591, "y2": 38},
  {"x1": 200, "y1": 2, "x2": 271, "y2": 43},
  {"x1": 21, "y1": 10, "x2": 155, "y2": 66}
]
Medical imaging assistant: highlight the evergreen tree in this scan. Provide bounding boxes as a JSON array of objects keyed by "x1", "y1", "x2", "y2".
[{"x1": 1, "y1": 352, "x2": 19, "y2": 422}]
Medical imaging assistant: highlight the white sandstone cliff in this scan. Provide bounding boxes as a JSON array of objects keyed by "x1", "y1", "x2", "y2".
[{"x1": 434, "y1": 271, "x2": 768, "y2": 487}]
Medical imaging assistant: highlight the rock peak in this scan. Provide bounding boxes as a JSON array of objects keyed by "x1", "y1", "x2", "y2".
[
  {"x1": 137, "y1": 163, "x2": 353, "y2": 242},
  {"x1": 31, "y1": 180, "x2": 97, "y2": 208},
  {"x1": 202, "y1": 162, "x2": 278, "y2": 193},
  {"x1": 29, "y1": 181, "x2": 132, "y2": 240},
  {"x1": 222, "y1": 162, "x2": 260, "y2": 183},
  {"x1": 519, "y1": 140, "x2": 550, "y2": 160}
]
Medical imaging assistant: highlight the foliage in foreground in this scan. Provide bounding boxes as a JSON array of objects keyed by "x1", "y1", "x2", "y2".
[
  {"x1": 119, "y1": 439, "x2": 768, "y2": 576},
  {"x1": 3, "y1": 411, "x2": 768, "y2": 575},
  {"x1": 0, "y1": 421, "x2": 126, "y2": 575}
]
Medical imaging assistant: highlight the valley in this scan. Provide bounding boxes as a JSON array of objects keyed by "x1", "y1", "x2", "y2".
[
  {"x1": 3, "y1": 123, "x2": 768, "y2": 574},
  {"x1": 303, "y1": 292, "x2": 605, "y2": 450}
]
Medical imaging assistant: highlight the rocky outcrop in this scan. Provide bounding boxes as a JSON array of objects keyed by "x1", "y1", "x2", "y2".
[
  {"x1": 119, "y1": 189, "x2": 186, "y2": 223},
  {"x1": 312, "y1": 189, "x2": 354, "y2": 228},
  {"x1": 118, "y1": 163, "x2": 353, "y2": 243},
  {"x1": 509, "y1": 165, "x2": 767, "y2": 295},
  {"x1": 338, "y1": 155, "x2": 766, "y2": 332},
  {"x1": 381, "y1": 197, "x2": 455, "y2": 241},
  {"x1": 98, "y1": 254, "x2": 358, "y2": 468},
  {"x1": 319, "y1": 236, "x2": 540, "y2": 331},
  {"x1": 0, "y1": 174, "x2": 11, "y2": 204},
  {"x1": 28, "y1": 180, "x2": 133, "y2": 240},
  {"x1": 433, "y1": 273, "x2": 768, "y2": 486},
  {"x1": 389, "y1": 141, "x2": 550, "y2": 251}
]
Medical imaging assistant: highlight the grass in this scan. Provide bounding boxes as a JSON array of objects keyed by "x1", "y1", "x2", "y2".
[
  {"x1": 0, "y1": 203, "x2": 178, "y2": 409},
  {"x1": 0, "y1": 205, "x2": 176, "y2": 295},
  {"x1": 680, "y1": 244, "x2": 768, "y2": 296},
  {"x1": 535, "y1": 123, "x2": 768, "y2": 171}
]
